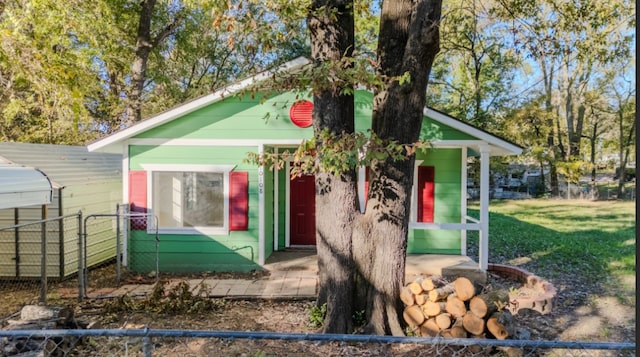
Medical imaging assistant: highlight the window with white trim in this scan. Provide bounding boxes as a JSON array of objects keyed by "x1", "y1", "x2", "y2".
[{"x1": 142, "y1": 164, "x2": 237, "y2": 234}]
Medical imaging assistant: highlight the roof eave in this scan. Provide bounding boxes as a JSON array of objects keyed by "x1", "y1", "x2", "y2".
[
  {"x1": 88, "y1": 56, "x2": 311, "y2": 153},
  {"x1": 423, "y1": 107, "x2": 523, "y2": 156}
]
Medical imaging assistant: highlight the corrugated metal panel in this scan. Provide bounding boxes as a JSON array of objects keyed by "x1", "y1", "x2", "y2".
[
  {"x1": 0, "y1": 142, "x2": 121, "y2": 186},
  {"x1": 0, "y1": 162, "x2": 52, "y2": 209}
]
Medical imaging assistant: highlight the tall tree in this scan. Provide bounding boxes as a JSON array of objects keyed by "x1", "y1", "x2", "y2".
[
  {"x1": 357, "y1": 0, "x2": 442, "y2": 334},
  {"x1": 427, "y1": 0, "x2": 518, "y2": 130},
  {"x1": 124, "y1": 0, "x2": 184, "y2": 125},
  {"x1": 0, "y1": 0, "x2": 105, "y2": 144},
  {"x1": 242, "y1": 0, "x2": 442, "y2": 334},
  {"x1": 495, "y1": 0, "x2": 634, "y2": 196}
]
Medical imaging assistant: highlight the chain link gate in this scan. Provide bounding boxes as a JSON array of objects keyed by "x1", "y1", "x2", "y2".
[{"x1": 79, "y1": 204, "x2": 159, "y2": 300}]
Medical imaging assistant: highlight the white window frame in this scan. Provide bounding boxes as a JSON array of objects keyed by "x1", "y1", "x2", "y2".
[
  {"x1": 141, "y1": 164, "x2": 236, "y2": 235},
  {"x1": 410, "y1": 160, "x2": 424, "y2": 225}
]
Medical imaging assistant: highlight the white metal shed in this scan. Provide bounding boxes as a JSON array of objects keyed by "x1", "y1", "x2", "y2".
[
  {"x1": 0, "y1": 142, "x2": 122, "y2": 279},
  {"x1": 0, "y1": 162, "x2": 53, "y2": 209}
]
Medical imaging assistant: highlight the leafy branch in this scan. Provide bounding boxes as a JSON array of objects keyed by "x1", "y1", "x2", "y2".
[{"x1": 245, "y1": 129, "x2": 431, "y2": 177}]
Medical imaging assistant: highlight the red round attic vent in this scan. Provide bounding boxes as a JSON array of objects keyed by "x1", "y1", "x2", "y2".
[{"x1": 289, "y1": 100, "x2": 313, "y2": 128}]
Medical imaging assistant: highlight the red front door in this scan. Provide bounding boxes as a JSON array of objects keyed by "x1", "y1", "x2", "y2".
[{"x1": 290, "y1": 174, "x2": 316, "y2": 245}]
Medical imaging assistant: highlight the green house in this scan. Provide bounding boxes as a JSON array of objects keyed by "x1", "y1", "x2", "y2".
[{"x1": 88, "y1": 57, "x2": 521, "y2": 273}]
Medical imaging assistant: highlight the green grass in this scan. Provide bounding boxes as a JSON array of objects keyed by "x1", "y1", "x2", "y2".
[{"x1": 467, "y1": 200, "x2": 635, "y2": 299}]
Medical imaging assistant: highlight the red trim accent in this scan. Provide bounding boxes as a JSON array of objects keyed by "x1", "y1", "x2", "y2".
[
  {"x1": 128, "y1": 171, "x2": 147, "y2": 230},
  {"x1": 417, "y1": 166, "x2": 435, "y2": 223},
  {"x1": 364, "y1": 167, "x2": 370, "y2": 206},
  {"x1": 289, "y1": 100, "x2": 313, "y2": 128},
  {"x1": 229, "y1": 171, "x2": 249, "y2": 231}
]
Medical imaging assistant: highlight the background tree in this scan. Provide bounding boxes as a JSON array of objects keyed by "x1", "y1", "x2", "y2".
[
  {"x1": 427, "y1": 0, "x2": 518, "y2": 130},
  {"x1": 0, "y1": 0, "x2": 105, "y2": 143},
  {"x1": 494, "y1": 0, "x2": 635, "y2": 195}
]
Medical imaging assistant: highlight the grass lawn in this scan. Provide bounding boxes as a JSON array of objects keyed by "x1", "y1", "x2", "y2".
[{"x1": 467, "y1": 199, "x2": 636, "y2": 305}]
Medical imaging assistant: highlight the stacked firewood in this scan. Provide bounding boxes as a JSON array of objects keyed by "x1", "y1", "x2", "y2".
[{"x1": 401, "y1": 276, "x2": 515, "y2": 339}]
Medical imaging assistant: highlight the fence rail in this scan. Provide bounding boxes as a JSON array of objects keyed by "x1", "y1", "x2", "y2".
[
  {"x1": 0, "y1": 205, "x2": 161, "y2": 319},
  {"x1": 0, "y1": 328, "x2": 635, "y2": 356}
]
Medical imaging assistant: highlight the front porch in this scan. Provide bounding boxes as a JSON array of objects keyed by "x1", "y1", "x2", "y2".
[{"x1": 264, "y1": 250, "x2": 486, "y2": 285}]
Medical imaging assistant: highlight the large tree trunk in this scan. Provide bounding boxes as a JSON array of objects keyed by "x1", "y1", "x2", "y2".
[
  {"x1": 125, "y1": 0, "x2": 182, "y2": 126},
  {"x1": 308, "y1": 0, "x2": 357, "y2": 334},
  {"x1": 125, "y1": 0, "x2": 156, "y2": 126},
  {"x1": 353, "y1": 0, "x2": 441, "y2": 336}
]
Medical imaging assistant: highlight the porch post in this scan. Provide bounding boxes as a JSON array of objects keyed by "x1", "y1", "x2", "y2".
[
  {"x1": 460, "y1": 147, "x2": 468, "y2": 256},
  {"x1": 479, "y1": 145, "x2": 491, "y2": 271},
  {"x1": 258, "y1": 144, "x2": 265, "y2": 265}
]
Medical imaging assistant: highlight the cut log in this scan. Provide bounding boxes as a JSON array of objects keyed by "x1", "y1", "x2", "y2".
[
  {"x1": 420, "y1": 276, "x2": 446, "y2": 291},
  {"x1": 403, "y1": 305, "x2": 425, "y2": 327},
  {"x1": 419, "y1": 318, "x2": 440, "y2": 337},
  {"x1": 445, "y1": 295, "x2": 467, "y2": 318},
  {"x1": 487, "y1": 310, "x2": 516, "y2": 340},
  {"x1": 462, "y1": 313, "x2": 485, "y2": 336},
  {"x1": 20, "y1": 305, "x2": 73, "y2": 324},
  {"x1": 422, "y1": 301, "x2": 446, "y2": 317},
  {"x1": 449, "y1": 318, "x2": 468, "y2": 338},
  {"x1": 428, "y1": 283, "x2": 456, "y2": 302},
  {"x1": 468, "y1": 291, "x2": 509, "y2": 318},
  {"x1": 414, "y1": 293, "x2": 428, "y2": 306},
  {"x1": 435, "y1": 313, "x2": 452, "y2": 330},
  {"x1": 408, "y1": 277, "x2": 425, "y2": 295},
  {"x1": 400, "y1": 286, "x2": 416, "y2": 306},
  {"x1": 4, "y1": 320, "x2": 58, "y2": 330},
  {"x1": 453, "y1": 277, "x2": 476, "y2": 301}
]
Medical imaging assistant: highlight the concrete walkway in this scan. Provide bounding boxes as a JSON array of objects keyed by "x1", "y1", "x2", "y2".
[{"x1": 60, "y1": 251, "x2": 483, "y2": 300}]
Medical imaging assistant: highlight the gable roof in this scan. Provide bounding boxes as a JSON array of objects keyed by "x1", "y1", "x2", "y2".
[
  {"x1": 424, "y1": 107, "x2": 522, "y2": 156},
  {"x1": 88, "y1": 57, "x2": 311, "y2": 154},
  {"x1": 88, "y1": 56, "x2": 522, "y2": 157}
]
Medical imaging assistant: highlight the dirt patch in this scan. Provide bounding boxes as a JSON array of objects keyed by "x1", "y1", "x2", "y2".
[{"x1": 3, "y1": 263, "x2": 635, "y2": 356}]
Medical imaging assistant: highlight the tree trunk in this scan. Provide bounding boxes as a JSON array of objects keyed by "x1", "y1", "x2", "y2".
[
  {"x1": 125, "y1": 0, "x2": 183, "y2": 126},
  {"x1": 126, "y1": 0, "x2": 156, "y2": 126},
  {"x1": 354, "y1": 0, "x2": 441, "y2": 336},
  {"x1": 542, "y1": 64, "x2": 559, "y2": 196},
  {"x1": 308, "y1": 0, "x2": 356, "y2": 334}
]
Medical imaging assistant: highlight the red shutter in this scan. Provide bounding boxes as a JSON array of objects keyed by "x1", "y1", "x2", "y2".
[
  {"x1": 229, "y1": 171, "x2": 249, "y2": 231},
  {"x1": 417, "y1": 166, "x2": 435, "y2": 223},
  {"x1": 128, "y1": 171, "x2": 147, "y2": 230},
  {"x1": 364, "y1": 167, "x2": 370, "y2": 205}
]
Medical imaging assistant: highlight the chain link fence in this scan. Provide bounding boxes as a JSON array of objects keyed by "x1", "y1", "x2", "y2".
[
  {"x1": 0, "y1": 213, "x2": 82, "y2": 319},
  {"x1": 0, "y1": 205, "x2": 161, "y2": 318},
  {"x1": 0, "y1": 329, "x2": 635, "y2": 356},
  {"x1": 79, "y1": 204, "x2": 159, "y2": 299}
]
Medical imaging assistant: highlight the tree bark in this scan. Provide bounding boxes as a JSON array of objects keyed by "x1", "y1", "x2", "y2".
[
  {"x1": 125, "y1": 0, "x2": 183, "y2": 126},
  {"x1": 354, "y1": 0, "x2": 441, "y2": 336},
  {"x1": 308, "y1": 0, "x2": 357, "y2": 334},
  {"x1": 309, "y1": 0, "x2": 442, "y2": 336}
]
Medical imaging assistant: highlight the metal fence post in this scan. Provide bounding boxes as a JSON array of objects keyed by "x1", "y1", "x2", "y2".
[
  {"x1": 116, "y1": 204, "x2": 121, "y2": 286},
  {"x1": 40, "y1": 207, "x2": 47, "y2": 304},
  {"x1": 77, "y1": 210, "x2": 84, "y2": 301},
  {"x1": 143, "y1": 326, "x2": 153, "y2": 357}
]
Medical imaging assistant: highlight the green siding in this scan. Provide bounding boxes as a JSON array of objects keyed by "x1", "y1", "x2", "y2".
[
  {"x1": 129, "y1": 144, "x2": 261, "y2": 272},
  {"x1": 128, "y1": 231, "x2": 261, "y2": 272},
  {"x1": 136, "y1": 92, "x2": 314, "y2": 140},
  {"x1": 133, "y1": 90, "x2": 474, "y2": 143},
  {"x1": 422, "y1": 118, "x2": 477, "y2": 141},
  {"x1": 125, "y1": 90, "x2": 481, "y2": 272},
  {"x1": 408, "y1": 148, "x2": 462, "y2": 254}
]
